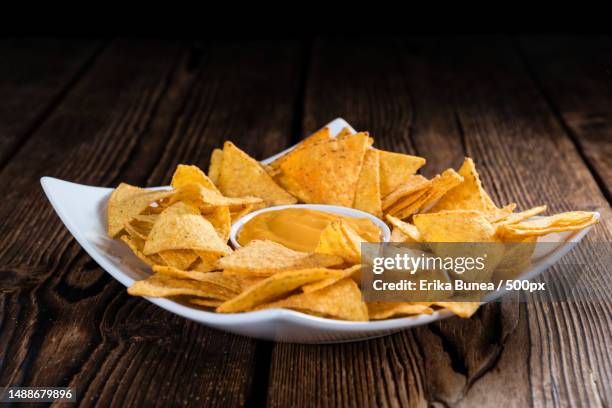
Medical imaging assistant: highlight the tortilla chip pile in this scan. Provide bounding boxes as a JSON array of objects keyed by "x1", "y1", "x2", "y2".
[{"x1": 109, "y1": 126, "x2": 598, "y2": 321}]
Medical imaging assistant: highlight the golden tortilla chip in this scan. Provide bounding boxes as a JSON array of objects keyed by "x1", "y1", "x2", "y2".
[
  {"x1": 367, "y1": 302, "x2": 433, "y2": 320},
  {"x1": 434, "y1": 301, "x2": 481, "y2": 318},
  {"x1": 385, "y1": 215, "x2": 421, "y2": 242},
  {"x1": 124, "y1": 221, "x2": 148, "y2": 244},
  {"x1": 413, "y1": 210, "x2": 498, "y2": 243},
  {"x1": 497, "y1": 211, "x2": 598, "y2": 239},
  {"x1": 386, "y1": 189, "x2": 431, "y2": 218},
  {"x1": 315, "y1": 220, "x2": 363, "y2": 264},
  {"x1": 301, "y1": 264, "x2": 361, "y2": 293},
  {"x1": 378, "y1": 149, "x2": 426, "y2": 197},
  {"x1": 257, "y1": 279, "x2": 368, "y2": 321},
  {"x1": 202, "y1": 205, "x2": 232, "y2": 242},
  {"x1": 171, "y1": 164, "x2": 219, "y2": 192},
  {"x1": 230, "y1": 204, "x2": 255, "y2": 224},
  {"x1": 429, "y1": 158, "x2": 510, "y2": 221},
  {"x1": 216, "y1": 267, "x2": 348, "y2": 313},
  {"x1": 189, "y1": 298, "x2": 223, "y2": 308},
  {"x1": 382, "y1": 175, "x2": 430, "y2": 211},
  {"x1": 269, "y1": 127, "x2": 332, "y2": 169},
  {"x1": 144, "y1": 202, "x2": 231, "y2": 256},
  {"x1": 158, "y1": 250, "x2": 199, "y2": 270},
  {"x1": 153, "y1": 265, "x2": 221, "y2": 281},
  {"x1": 218, "y1": 141, "x2": 297, "y2": 206},
  {"x1": 390, "y1": 228, "x2": 410, "y2": 243},
  {"x1": 208, "y1": 148, "x2": 224, "y2": 185},
  {"x1": 276, "y1": 132, "x2": 371, "y2": 206},
  {"x1": 107, "y1": 183, "x2": 174, "y2": 237},
  {"x1": 121, "y1": 235, "x2": 166, "y2": 267},
  {"x1": 125, "y1": 214, "x2": 157, "y2": 241},
  {"x1": 485, "y1": 203, "x2": 517, "y2": 223},
  {"x1": 192, "y1": 251, "x2": 221, "y2": 272},
  {"x1": 413, "y1": 210, "x2": 503, "y2": 281},
  {"x1": 128, "y1": 274, "x2": 238, "y2": 300},
  {"x1": 169, "y1": 182, "x2": 263, "y2": 211},
  {"x1": 153, "y1": 266, "x2": 241, "y2": 293},
  {"x1": 353, "y1": 149, "x2": 382, "y2": 217},
  {"x1": 220, "y1": 240, "x2": 344, "y2": 276},
  {"x1": 494, "y1": 205, "x2": 547, "y2": 227},
  {"x1": 391, "y1": 169, "x2": 463, "y2": 220},
  {"x1": 335, "y1": 127, "x2": 354, "y2": 138}
]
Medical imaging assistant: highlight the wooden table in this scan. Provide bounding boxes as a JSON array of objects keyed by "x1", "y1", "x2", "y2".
[{"x1": 0, "y1": 36, "x2": 610, "y2": 407}]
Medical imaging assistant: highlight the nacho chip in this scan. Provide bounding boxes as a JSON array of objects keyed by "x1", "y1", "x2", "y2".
[
  {"x1": 257, "y1": 279, "x2": 368, "y2": 321},
  {"x1": 121, "y1": 235, "x2": 166, "y2": 267},
  {"x1": 301, "y1": 264, "x2": 361, "y2": 293},
  {"x1": 335, "y1": 127, "x2": 354, "y2": 138},
  {"x1": 378, "y1": 149, "x2": 426, "y2": 197},
  {"x1": 230, "y1": 204, "x2": 255, "y2": 224},
  {"x1": 315, "y1": 220, "x2": 362, "y2": 264},
  {"x1": 413, "y1": 210, "x2": 503, "y2": 281},
  {"x1": 153, "y1": 266, "x2": 241, "y2": 293},
  {"x1": 107, "y1": 183, "x2": 174, "y2": 237},
  {"x1": 385, "y1": 188, "x2": 431, "y2": 218},
  {"x1": 497, "y1": 211, "x2": 598, "y2": 239},
  {"x1": 216, "y1": 267, "x2": 348, "y2": 313},
  {"x1": 189, "y1": 298, "x2": 223, "y2": 308},
  {"x1": 367, "y1": 302, "x2": 434, "y2": 320},
  {"x1": 144, "y1": 202, "x2": 231, "y2": 256},
  {"x1": 128, "y1": 274, "x2": 238, "y2": 300},
  {"x1": 154, "y1": 265, "x2": 222, "y2": 281},
  {"x1": 390, "y1": 228, "x2": 410, "y2": 243},
  {"x1": 494, "y1": 205, "x2": 547, "y2": 227},
  {"x1": 171, "y1": 164, "x2": 219, "y2": 192},
  {"x1": 208, "y1": 148, "x2": 224, "y2": 185},
  {"x1": 158, "y1": 250, "x2": 198, "y2": 270},
  {"x1": 413, "y1": 210, "x2": 498, "y2": 243},
  {"x1": 192, "y1": 251, "x2": 221, "y2": 272},
  {"x1": 391, "y1": 169, "x2": 463, "y2": 219},
  {"x1": 385, "y1": 215, "x2": 421, "y2": 242},
  {"x1": 276, "y1": 132, "x2": 371, "y2": 206},
  {"x1": 434, "y1": 301, "x2": 481, "y2": 318},
  {"x1": 203, "y1": 205, "x2": 232, "y2": 242},
  {"x1": 124, "y1": 220, "x2": 148, "y2": 243},
  {"x1": 125, "y1": 214, "x2": 157, "y2": 241},
  {"x1": 219, "y1": 240, "x2": 344, "y2": 276},
  {"x1": 429, "y1": 158, "x2": 510, "y2": 221},
  {"x1": 485, "y1": 203, "x2": 517, "y2": 223},
  {"x1": 169, "y1": 182, "x2": 263, "y2": 211},
  {"x1": 269, "y1": 127, "x2": 332, "y2": 169},
  {"x1": 382, "y1": 175, "x2": 430, "y2": 211},
  {"x1": 353, "y1": 149, "x2": 382, "y2": 217},
  {"x1": 218, "y1": 141, "x2": 297, "y2": 206}
]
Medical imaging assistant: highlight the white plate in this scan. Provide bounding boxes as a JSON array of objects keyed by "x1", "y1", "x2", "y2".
[{"x1": 41, "y1": 118, "x2": 599, "y2": 343}]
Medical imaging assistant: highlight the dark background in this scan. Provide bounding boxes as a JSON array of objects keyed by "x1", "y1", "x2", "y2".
[{"x1": 0, "y1": 36, "x2": 610, "y2": 407}]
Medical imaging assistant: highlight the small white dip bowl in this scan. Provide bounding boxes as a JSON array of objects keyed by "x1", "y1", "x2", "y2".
[{"x1": 230, "y1": 204, "x2": 391, "y2": 249}]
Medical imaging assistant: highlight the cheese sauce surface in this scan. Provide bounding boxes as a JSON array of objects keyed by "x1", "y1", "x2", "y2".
[{"x1": 237, "y1": 208, "x2": 381, "y2": 252}]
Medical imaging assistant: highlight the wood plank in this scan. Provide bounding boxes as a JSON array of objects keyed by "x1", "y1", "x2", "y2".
[
  {"x1": 517, "y1": 35, "x2": 612, "y2": 202},
  {"x1": 266, "y1": 36, "x2": 611, "y2": 408},
  {"x1": 0, "y1": 38, "x2": 105, "y2": 169},
  {"x1": 0, "y1": 39, "x2": 304, "y2": 407}
]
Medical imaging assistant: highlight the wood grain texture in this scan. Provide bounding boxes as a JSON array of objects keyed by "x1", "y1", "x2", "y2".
[
  {"x1": 0, "y1": 38, "x2": 105, "y2": 170},
  {"x1": 266, "y1": 36, "x2": 611, "y2": 408},
  {"x1": 0, "y1": 37, "x2": 609, "y2": 408},
  {"x1": 0, "y1": 39, "x2": 304, "y2": 407},
  {"x1": 517, "y1": 35, "x2": 612, "y2": 202}
]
